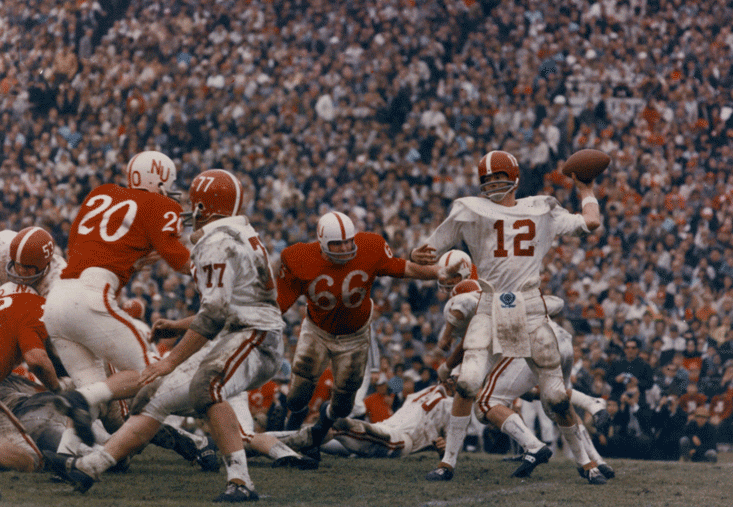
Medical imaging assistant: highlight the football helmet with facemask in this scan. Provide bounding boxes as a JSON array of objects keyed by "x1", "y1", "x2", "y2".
[
  {"x1": 183, "y1": 169, "x2": 244, "y2": 229},
  {"x1": 437, "y1": 249, "x2": 473, "y2": 292},
  {"x1": 317, "y1": 211, "x2": 357, "y2": 264},
  {"x1": 6, "y1": 226, "x2": 55, "y2": 286},
  {"x1": 126, "y1": 151, "x2": 179, "y2": 199},
  {"x1": 477, "y1": 150, "x2": 520, "y2": 202}
]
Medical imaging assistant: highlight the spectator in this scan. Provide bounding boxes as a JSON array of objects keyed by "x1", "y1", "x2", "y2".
[{"x1": 680, "y1": 406, "x2": 718, "y2": 463}]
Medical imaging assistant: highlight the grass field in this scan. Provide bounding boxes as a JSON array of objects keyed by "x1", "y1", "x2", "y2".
[{"x1": 1, "y1": 447, "x2": 731, "y2": 507}]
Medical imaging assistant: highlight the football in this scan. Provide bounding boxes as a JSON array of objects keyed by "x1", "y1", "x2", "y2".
[{"x1": 561, "y1": 149, "x2": 611, "y2": 183}]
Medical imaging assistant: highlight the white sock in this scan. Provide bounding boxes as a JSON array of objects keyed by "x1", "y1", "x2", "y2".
[
  {"x1": 57, "y1": 427, "x2": 83, "y2": 455},
  {"x1": 92, "y1": 419, "x2": 111, "y2": 444},
  {"x1": 77, "y1": 382, "x2": 114, "y2": 418},
  {"x1": 267, "y1": 440, "x2": 298, "y2": 461},
  {"x1": 577, "y1": 424, "x2": 604, "y2": 464},
  {"x1": 558, "y1": 424, "x2": 591, "y2": 466},
  {"x1": 77, "y1": 449, "x2": 117, "y2": 480},
  {"x1": 501, "y1": 413, "x2": 544, "y2": 454},
  {"x1": 441, "y1": 415, "x2": 470, "y2": 469},
  {"x1": 570, "y1": 390, "x2": 604, "y2": 415},
  {"x1": 223, "y1": 449, "x2": 253, "y2": 489}
]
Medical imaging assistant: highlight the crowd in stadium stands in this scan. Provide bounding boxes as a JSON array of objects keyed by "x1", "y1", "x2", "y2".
[{"x1": 2, "y1": 0, "x2": 733, "y2": 461}]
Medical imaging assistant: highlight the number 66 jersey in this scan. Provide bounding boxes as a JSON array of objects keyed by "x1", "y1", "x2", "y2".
[{"x1": 277, "y1": 232, "x2": 407, "y2": 336}]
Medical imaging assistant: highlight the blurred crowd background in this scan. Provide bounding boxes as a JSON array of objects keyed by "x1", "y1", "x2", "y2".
[{"x1": 3, "y1": 0, "x2": 733, "y2": 460}]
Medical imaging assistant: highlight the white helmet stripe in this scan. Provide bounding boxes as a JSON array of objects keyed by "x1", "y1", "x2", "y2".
[
  {"x1": 14, "y1": 227, "x2": 43, "y2": 264},
  {"x1": 221, "y1": 170, "x2": 242, "y2": 215}
]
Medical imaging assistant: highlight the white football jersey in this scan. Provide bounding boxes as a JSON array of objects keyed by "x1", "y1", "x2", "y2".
[
  {"x1": 379, "y1": 384, "x2": 452, "y2": 453},
  {"x1": 425, "y1": 196, "x2": 588, "y2": 293},
  {"x1": 0, "y1": 229, "x2": 66, "y2": 297},
  {"x1": 191, "y1": 216, "x2": 284, "y2": 332}
]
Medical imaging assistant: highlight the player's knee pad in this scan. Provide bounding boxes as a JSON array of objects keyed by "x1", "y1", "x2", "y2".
[
  {"x1": 456, "y1": 349, "x2": 489, "y2": 399},
  {"x1": 530, "y1": 322, "x2": 561, "y2": 369},
  {"x1": 538, "y1": 367, "x2": 569, "y2": 415},
  {"x1": 330, "y1": 389, "x2": 356, "y2": 419}
]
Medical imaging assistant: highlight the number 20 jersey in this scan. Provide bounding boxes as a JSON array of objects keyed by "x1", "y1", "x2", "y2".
[
  {"x1": 425, "y1": 196, "x2": 589, "y2": 293},
  {"x1": 62, "y1": 184, "x2": 190, "y2": 289},
  {"x1": 277, "y1": 232, "x2": 407, "y2": 336}
]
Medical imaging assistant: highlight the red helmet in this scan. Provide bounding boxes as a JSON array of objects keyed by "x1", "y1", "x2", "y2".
[
  {"x1": 6, "y1": 227, "x2": 55, "y2": 286},
  {"x1": 477, "y1": 151, "x2": 519, "y2": 202},
  {"x1": 122, "y1": 298, "x2": 145, "y2": 320},
  {"x1": 184, "y1": 169, "x2": 244, "y2": 228},
  {"x1": 450, "y1": 279, "x2": 481, "y2": 298}
]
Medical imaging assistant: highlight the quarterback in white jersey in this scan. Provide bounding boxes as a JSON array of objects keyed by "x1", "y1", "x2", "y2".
[
  {"x1": 44, "y1": 170, "x2": 282, "y2": 503},
  {"x1": 414, "y1": 150, "x2": 603, "y2": 482},
  {"x1": 0, "y1": 227, "x2": 66, "y2": 297}
]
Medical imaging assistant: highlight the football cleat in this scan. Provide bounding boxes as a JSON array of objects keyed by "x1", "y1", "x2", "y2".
[
  {"x1": 213, "y1": 481, "x2": 259, "y2": 503},
  {"x1": 54, "y1": 391, "x2": 95, "y2": 447},
  {"x1": 42, "y1": 451, "x2": 95, "y2": 493},
  {"x1": 592, "y1": 409, "x2": 611, "y2": 434},
  {"x1": 597, "y1": 463, "x2": 615, "y2": 479},
  {"x1": 511, "y1": 445, "x2": 552, "y2": 478},
  {"x1": 196, "y1": 436, "x2": 220, "y2": 472},
  {"x1": 425, "y1": 465, "x2": 454, "y2": 481},
  {"x1": 586, "y1": 467, "x2": 608, "y2": 485},
  {"x1": 271, "y1": 454, "x2": 319, "y2": 470}
]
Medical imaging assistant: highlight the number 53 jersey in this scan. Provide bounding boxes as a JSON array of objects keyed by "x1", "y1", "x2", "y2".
[
  {"x1": 62, "y1": 183, "x2": 190, "y2": 290},
  {"x1": 277, "y1": 232, "x2": 407, "y2": 336}
]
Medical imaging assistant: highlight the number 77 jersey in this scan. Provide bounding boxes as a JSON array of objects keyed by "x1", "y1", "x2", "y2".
[
  {"x1": 425, "y1": 195, "x2": 589, "y2": 293},
  {"x1": 62, "y1": 184, "x2": 190, "y2": 290},
  {"x1": 277, "y1": 232, "x2": 407, "y2": 335}
]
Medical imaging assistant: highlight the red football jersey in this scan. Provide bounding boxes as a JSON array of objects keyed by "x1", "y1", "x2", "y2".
[
  {"x1": 277, "y1": 232, "x2": 407, "y2": 335},
  {"x1": 63, "y1": 184, "x2": 190, "y2": 289},
  {"x1": 248, "y1": 380, "x2": 278, "y2": 414},
  {"x1": 0, "y1": 292, "x2": 48, "y2": 382}
]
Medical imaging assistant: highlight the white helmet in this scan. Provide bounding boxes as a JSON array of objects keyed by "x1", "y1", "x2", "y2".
[
  {"x1": 317, "y1": 211, "x2": 357, "y2": 264},
  {"x1": 126, "y1": 151, "x2": 179, "y2": 198},
  {"x1": 437, "y1": 249, "x2": 473, "y2": 292}
]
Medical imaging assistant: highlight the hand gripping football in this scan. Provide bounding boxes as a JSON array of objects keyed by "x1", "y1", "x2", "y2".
[{"x1": 561, "y1": 149, "x2": 611, "y2": 183}]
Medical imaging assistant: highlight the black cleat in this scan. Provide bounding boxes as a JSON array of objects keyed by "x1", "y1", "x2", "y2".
[
  {"x1": 271, "y1": 454, "x2": 319, "y2": 470},
  {"x1": 597, "y1": 463, "x2": 615, "y2": 479},
  {"x1": 593, "y1": 409, "x2": 611, "y2": 434},
  {"x1": 196, "y1": 436, "x2": 220, "y2": 472},
  {"x1": 511, "y1": 445, "x2": 552, "y2": 478},
  {"x1": 213, "y1": 481, "x2": 259, "y2": 502},
  {"x1": 54, "y1": 391, "x2": 95, "y2": 447},
  {"x1": 42, "y1": 451, "x2": 95, "y2": 493},
  {"x1": 587, "y1": 467, "x2": 608, "y2": 485},
  {"x1": 425, "y1": 465, "x2": 454, "y2": 481}
]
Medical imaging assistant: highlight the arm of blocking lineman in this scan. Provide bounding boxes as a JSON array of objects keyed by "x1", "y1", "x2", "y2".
[
  {"x1": 23, "y1": 348, "x2": 61, "y2": 393},
  {"x1": 573, "y1": 175, "x2": 601, "y2": 231},
  {"x1": 140, "y1": 328, "x2": 209, "y2": 384},
  {"x1": 404, "y1": 260, "x2": 441, "y2": 280}
]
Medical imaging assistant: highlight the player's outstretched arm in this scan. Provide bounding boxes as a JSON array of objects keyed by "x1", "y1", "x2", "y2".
[{"x1": 573, "y1": 174, "x2": 601, "y2": 231}]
